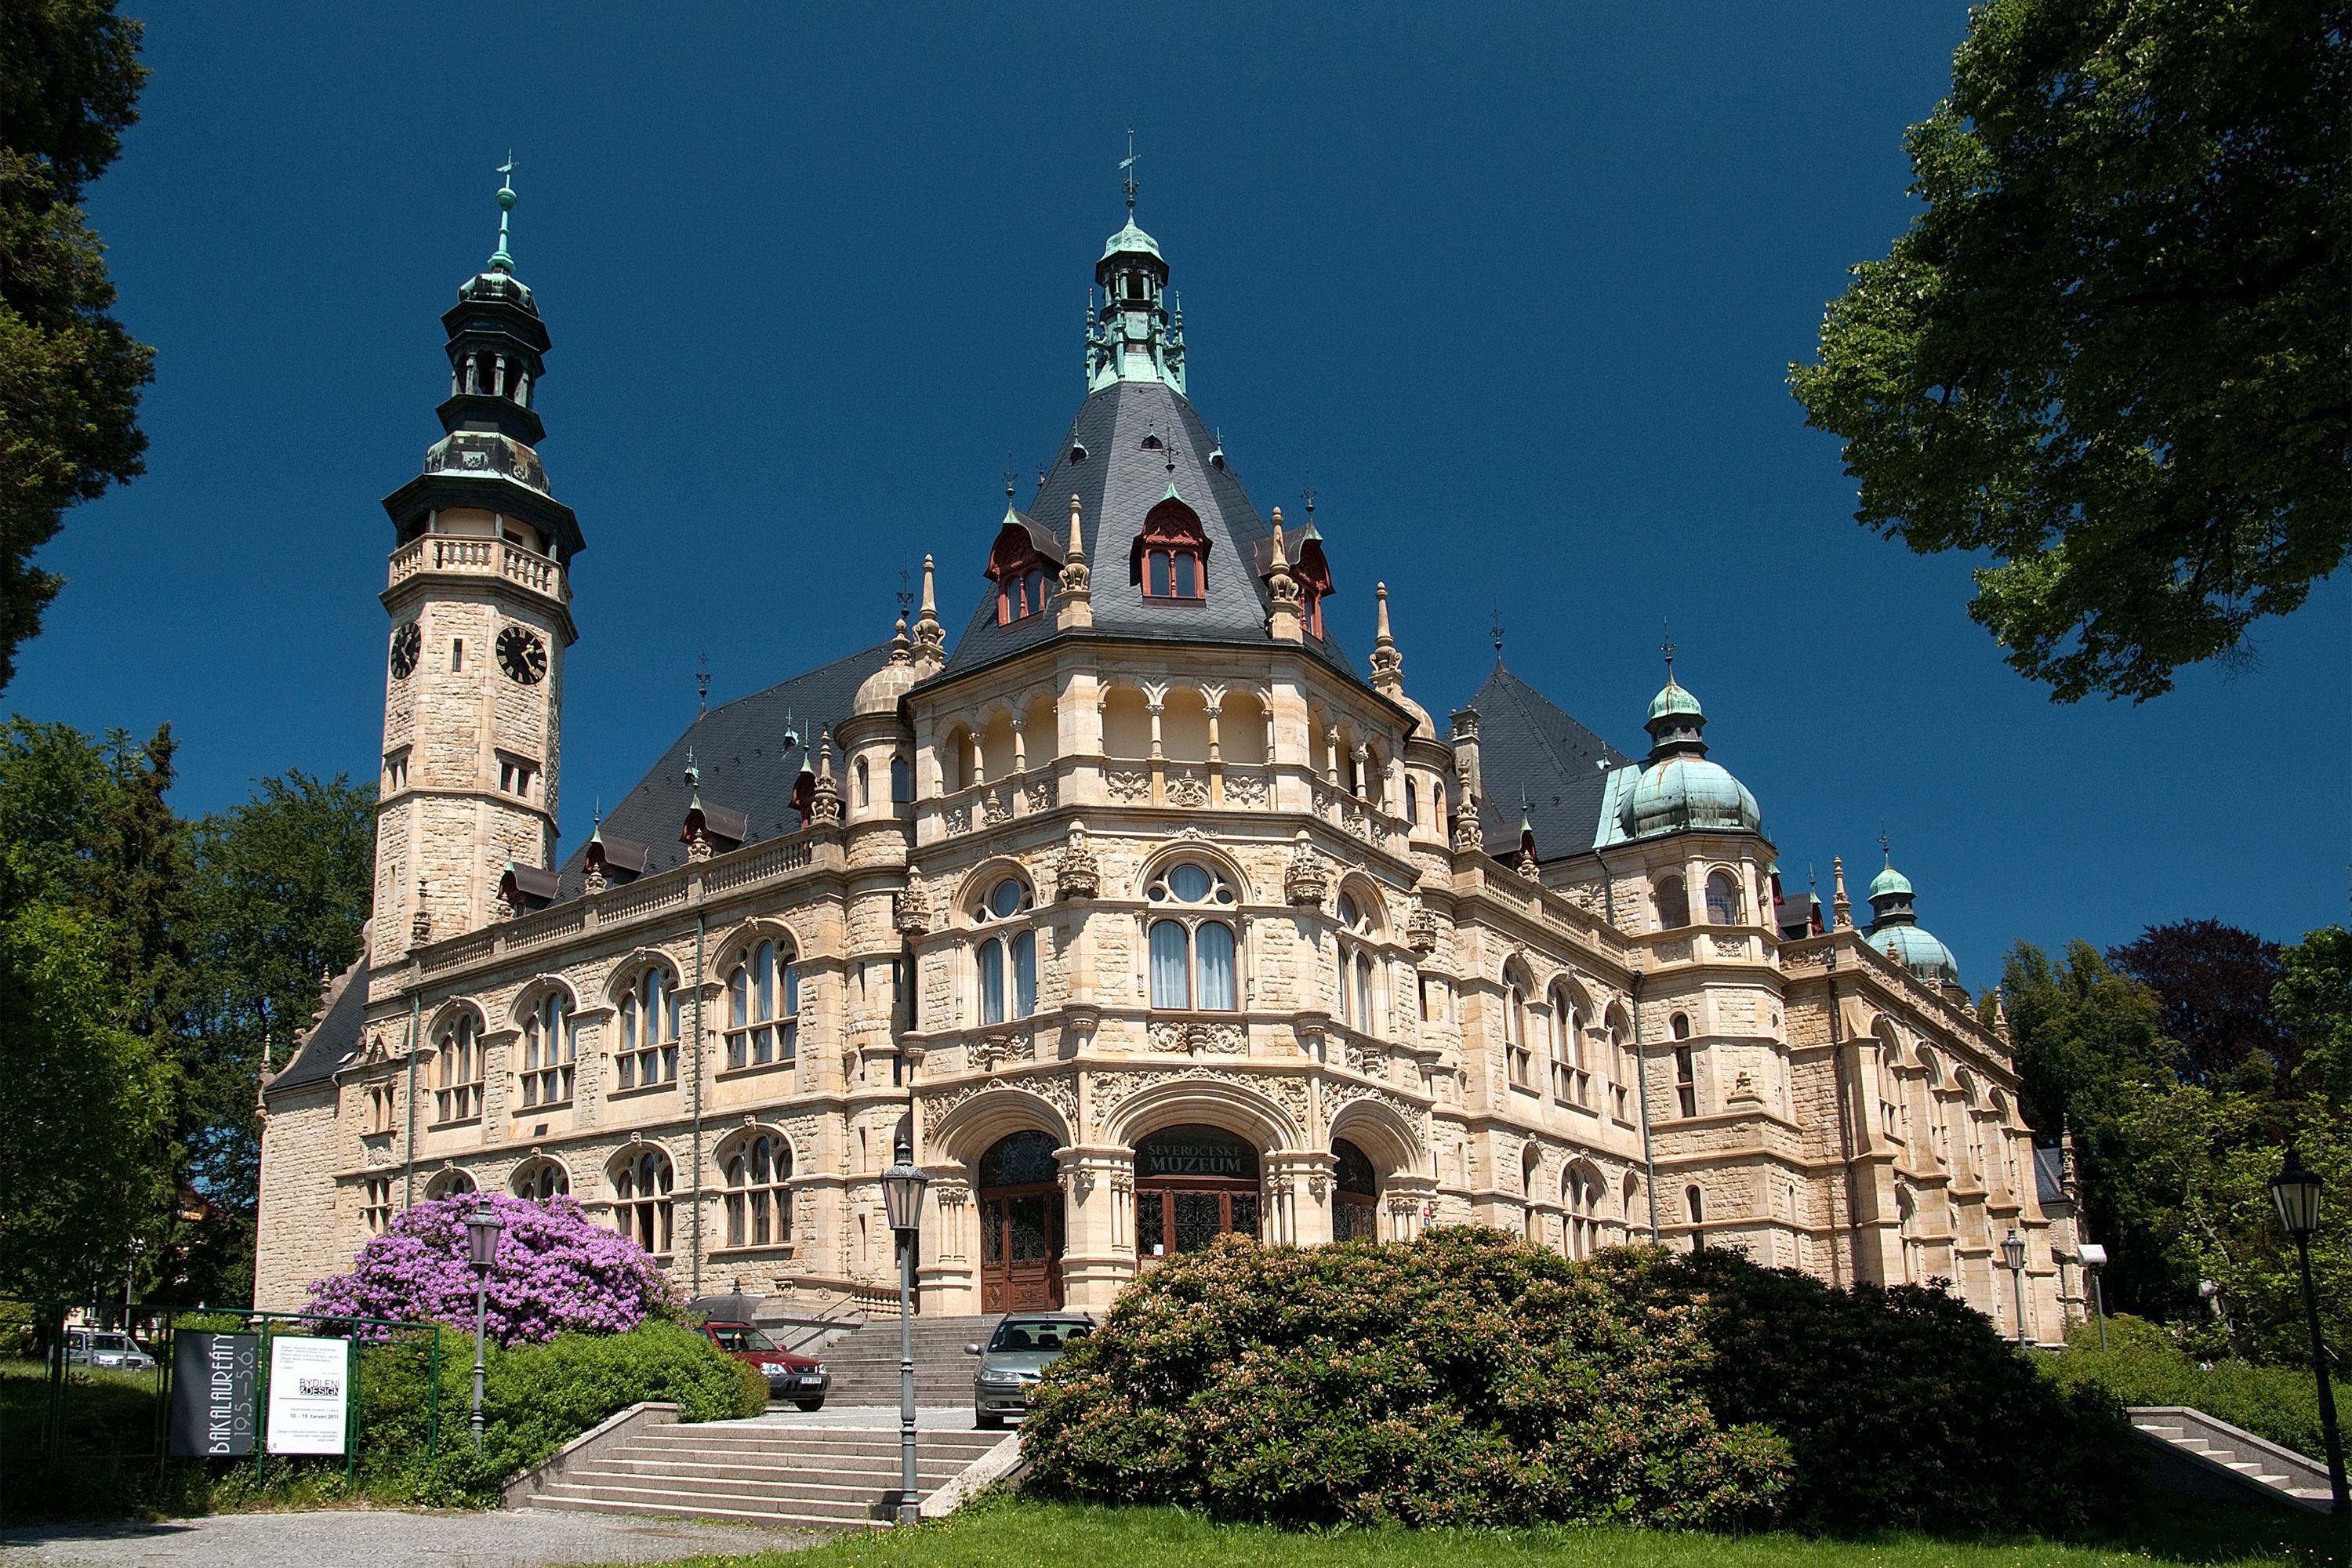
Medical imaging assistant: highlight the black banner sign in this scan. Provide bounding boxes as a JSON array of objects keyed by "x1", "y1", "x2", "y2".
[{"x1": 169, "y1": 1331, "x2": 258, "y2": 1457}]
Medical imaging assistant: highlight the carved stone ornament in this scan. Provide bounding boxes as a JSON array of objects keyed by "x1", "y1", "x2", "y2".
[
  {"x1": 1307, "y1": 1171, "x2": 1330, "y2": 1201},
  {"x1": 895, "y1": 878, "x2": 931, "y2": 937},
  {"x1": 1519, "y1": 850, "x2": 1542, "y2": 881},
  {"x1": 583, "y1": 862, "x2": 608, "y2": 895},
  {"x1": 1166, "y1": 768, "x2": 1210, "y2": 808},
  {"x1": 1054, "y1": 825, "x2": 1100, "y2": 902},
  {"x1": 1406, "y1": 906, "x2": 1440, "y2": 954},
  {"x1": 1284, "y1": 830, "x2": 1330, "y2": 907},
  {"x1": 687, "y1": 828, "x2": 715, "y2": 864},
  {"x1": 1106, "y1": 768, "x2": 1151, "y2": 803},
  {"x1": 1453, "y1": 801, "x2": 1483, "y2": 854}
]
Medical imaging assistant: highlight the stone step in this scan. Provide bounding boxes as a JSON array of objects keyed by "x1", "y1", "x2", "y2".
[
  {"x1": 533, "y1": 1486, "x2": 888, "y2": 1527},
  {"x1": 635, "y1": 1429, "x2": 1000, "y2": 1460},
  {"x1": 557, "y1": 1467, "x2": 936, "y2": 1508},
  {"x1": 587, "y1": 1457, "x2": 975, "y2": 1487}
]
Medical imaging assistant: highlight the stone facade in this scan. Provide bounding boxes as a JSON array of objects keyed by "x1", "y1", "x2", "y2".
[{"x1": 256, "y1": 193, "x2": 2074, "y2": 1345}]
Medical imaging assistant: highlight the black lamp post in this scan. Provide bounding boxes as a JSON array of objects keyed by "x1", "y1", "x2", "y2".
[
  {"x1": 880, "y1": 1142, "x2": 930, "y2": 1527},
  {"x1": 465, "y1": 1201, "x2": 506, "y2": 1452},
  {"x1": 2270, "y1": 1148, "x2": 2347, "y2": 1515},
  {"x1": 2001, "y1": 1228, "x2": 2030, "y2": 1347}
]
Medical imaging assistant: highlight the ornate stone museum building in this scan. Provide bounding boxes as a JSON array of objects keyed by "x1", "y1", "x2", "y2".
[{"x1": 256, "y1": 176, "x2": 2080, "y2": 1338}]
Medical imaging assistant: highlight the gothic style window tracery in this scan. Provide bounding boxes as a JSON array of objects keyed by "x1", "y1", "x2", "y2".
[
  {"x1": 616, "y1": 965, "x2": 681, "y2": 1090},
  {"x1": 425, "y1": 1167, "x2": 474, "y2": 1201},
  {"x1": 724, "y1": 938, "x2": 799, "y2": 1069},
  {"x1": 1146, "y1": 862, "x2": 1236, "y2": 1011},
  {"x1": 434, "y1": 1011, "x2": 484, "y2": 1123},
  {"x1": 722, "y1": 1132, "x2": 793, "y2": 1248},
  {"x1": 513, "y1": 1157, "x2": 569, "y2": 1202},
  {"x1": 1334, "y1": 891, "x2": 1377, "y2": 1033},
  {"x1": 520, "y1": 989, "x2": 575, "y2": 1107},
  {"x1": 614, "y1": 1145, "x2": 674, "y2": 1254},
  {"x1": 972, "y1": 877, "x2": 1038, "y2": 1025},
  {"x1": 1502, "y1": 971, "x2": 1534, "y2": 1089},
  {"x1": 1549, "y1": 985, "x2": 1588, "y2": 1106}
]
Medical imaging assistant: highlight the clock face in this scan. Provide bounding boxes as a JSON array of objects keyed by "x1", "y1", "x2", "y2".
[
  {"x1": 497, "y1": 625, "x2": 549, "y2": 685},
  {"x1": 389, "y1": 621, "x2": 421, "y2": 680}
]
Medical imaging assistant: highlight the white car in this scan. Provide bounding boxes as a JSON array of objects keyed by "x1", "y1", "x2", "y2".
[{"x1": 67, "y1": 1330, "x2": 156, "y2": 1372}]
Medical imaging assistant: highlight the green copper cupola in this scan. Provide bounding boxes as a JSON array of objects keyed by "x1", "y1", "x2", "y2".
[{"x1": 1087, "y1": 140, "x2": 1186, "y2": 395}]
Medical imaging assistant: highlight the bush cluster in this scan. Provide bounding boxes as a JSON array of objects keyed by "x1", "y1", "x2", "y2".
[
  {"x1": 2043, "y1": 1313, "x2": 2350, "y2": 1462},
  {"x1": 1022, "y1": 1229, "x2": 1791, "y2": 1529},
  {"x1": 1025, "y1": 1231, "x2": 2140, "y2": 1536}
]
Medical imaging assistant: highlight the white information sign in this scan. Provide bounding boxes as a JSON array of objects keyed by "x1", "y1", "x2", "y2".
[{"x1": 264, "y1": 1335, "x2": 351, "y2": 1456}]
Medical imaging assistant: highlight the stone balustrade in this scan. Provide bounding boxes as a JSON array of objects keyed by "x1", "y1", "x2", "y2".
[{"x1": 387, "y1": 535, "x2": 566, "y2": 604}]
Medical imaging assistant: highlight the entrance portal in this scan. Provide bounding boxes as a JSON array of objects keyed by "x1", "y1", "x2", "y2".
[
  {"x1": 1134, "y1": 1124, "x2": 1261, "y2": 1258},
  {"x1": 1332, "y1": 1138, "x2": 1379, "y2": 1240},
  {"x1": 977, "y1": 1131, "x2": 1063, "y2": 1311}
]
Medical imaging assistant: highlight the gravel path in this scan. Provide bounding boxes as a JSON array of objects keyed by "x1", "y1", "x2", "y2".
[{"x1": 0, "y1": 1507, "x2": 829, "y2": 1568}]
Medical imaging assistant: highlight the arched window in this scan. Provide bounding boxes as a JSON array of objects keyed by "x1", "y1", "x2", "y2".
[
  {"x1": 1563, "y1": 1163, "x2": 1602, "y2": 1260},
  {"x1": 616, "y1": 966, "x2": 681, "y2": 1090},
  {"x1": 1334, "y1": 890, "x2": 1377, "y2": 1034},
  {"x1": 972, "y1": 877, "x2": 1038, "y2": 1025},
  {"x1": 519, "y1": 990, "x2": 575, "y2": 1108},
  {"x1": 1705, "y1": 869, "x2": 1744, "y2": 925},
  {"x1": 1146, "y1": 863, "x2": 1237, "y2": 1011},
  {"x1": 1686, "y1": 1184, "x2": 1705, "y2": 1247},
  {"x1": 855, "y1": 757, "x2": 870, "y2": 809},
  {"x1": 724, "y1": 939, "x2": 799, "y2": 1069},
  {"x1": 890, "y1": 756, "x2": 911, "y2": 804},
  {"x1": 1549, "y1": 985, "x2": 1588, "y2": 1105},
  {"x1": 425, "y1": 1167, "x2": 475, "y2": 1200},
  {"x1": 512, "y1": 1157, "x2": 568, "y2": 1202},
  {"x1": 1606, "y1": 1004, "x2": 1633, "y2": 1121},
  {"x1": 989, "y1": 522, "x2": 1053, "y2": 625},
  {"x1": 1332, "y1": 1138, "x2": 1380, "y2": 1240},
  {"x1": 1134, "y1": 496, "x2": 1208, "y2": 601},
  {"x1": 1656, "y1": 875, "x2": 1690, "y2": 930},
  {"x1": 1522, "y1": 1145, "x2": 1543, "y2": 1244},
  {"x1": 724, "y1": 1132, "x2": 793, "y2": 1247},
  {"x1": 1674, "y1": 1044, "x2": 1697, "y2": 1118},
  {"x1": 1405, "y1": 778, "x2": 1419, "y2": 826},
  {"x1": 434, "y1": 1011, "x2": 483, "y2": 1123},
  {"x1": 1503, "y1": 978, "x2": 1532, "y2": 1088},
  {"x1": 614, "y1": 1145, "x2": 674, "y2": 1254}
]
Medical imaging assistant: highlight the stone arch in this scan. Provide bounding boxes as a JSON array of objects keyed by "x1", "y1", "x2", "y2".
[
  {"x1": 712, "y1": 915, "x2": 808, "y2": 973},
  {"x1": 424, "y1": 996, "x2": 487, "y2": 1044},
  {"x1": 1022, "y1": 692, "x2": 1058, "y2": 770},
  {"x1": 1220, "y1": 688, "x2": 1269, "y2": 765},
  {"x1": 926, "y1": 1086, "x2": 1075, "y2": 1170},
  {"x1": 939, "y1": 718, "x2": 978, "y2": 792},
  {"x1": 953, "y1": 855, "x2": 1040, "y2": 920},
  {"x1": 1161, "y1": 685, "x2": 1210, "y2": 763},
  {"x1": 506, "y1": 974, "x2": 581, "y2": 1027},
  {"x1": 510, "y1": 1152, "x2": 572, "y2": 1201},
  {"x1": 1101, "y1": 684, "x2": 1152, "y2": 760},
  {"x1": 601, "y1": 946, "x2": 683, "y2": 1007},
  {"x1": 424, "y1": 1166, "x2": 476, "y2": 1200},
  {"x1": 1103, "y1": 1075, "x2": 1300, "y2": 1152},
  {"x1": 978, "y1": 707, "x2": 1018, "y2": 783},
  {"x1": 1132, "y1": 840, "x2": 1255, "y2": 906},
  {"x1": 1327, "y1": 1096, "x2": 1425, "y2": 1177},
  {"x1": 1333, "y1": 873, "x2": 1388, "y2": 937}
]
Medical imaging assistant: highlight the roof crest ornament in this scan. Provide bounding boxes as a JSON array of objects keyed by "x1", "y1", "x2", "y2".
[
  {"x1": 1120, "y1": 125, "x2": 1140, "y2": 216},
  {"x1": 1265, "y1": 506, "x2": 1304, "y2": 644},
  {"x1": 489, "y1": 155, "x2": 517, "y2": 273},
  {"x1": 1057, "y1": 492, "x2": 1093, "y2": 630},
  {"x1": 1831, "y1": 855, "x2": 1853, "y2": 930},
  {"x1": 1370, "y1": 581, "x2": 1403, "y2": 691},
  {"x1": 1491, "y1": 607, "x2": 1505, "y2": 664},
  {"x1": 911, "y1": 553, "x2": 946, "y2": 667}
]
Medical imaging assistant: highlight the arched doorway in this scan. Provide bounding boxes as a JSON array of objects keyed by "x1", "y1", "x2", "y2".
[
  {"x1": 1134, "y1": 1125, "x2": 1261, "y2": 1258},
  {"x1": 1332, "y1": 1138, "x2": 1379, "y2": 1240},
  {"x1": 976, "y1": 1131, "x2": 1063, "y2": 1311}
]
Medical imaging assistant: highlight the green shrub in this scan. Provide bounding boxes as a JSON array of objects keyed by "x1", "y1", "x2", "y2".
[
  {"x1": 1022, "y1": 1229, "x2": 1792, "y2": 1530},
  {"x1": 2044, "y1": 1314, "x2": 2349, "y2": 1461},
  {"x1": 1594, "y1": 1249, "x2": 2141, "y2": 1536}
]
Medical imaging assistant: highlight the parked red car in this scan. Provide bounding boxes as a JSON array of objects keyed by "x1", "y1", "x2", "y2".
[{"x1": 697, "y1": 1320, "x2": 829, "y2": 1410}]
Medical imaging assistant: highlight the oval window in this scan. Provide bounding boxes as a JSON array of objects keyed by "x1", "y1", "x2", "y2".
[{"x1": 989, "y1": 877, "x2": 1025, "y2": 919}]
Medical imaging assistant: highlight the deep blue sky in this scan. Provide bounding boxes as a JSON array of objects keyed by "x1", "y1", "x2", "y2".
[{"x1": 13, "y1": 3, "x2": 2347, "y2": 980}]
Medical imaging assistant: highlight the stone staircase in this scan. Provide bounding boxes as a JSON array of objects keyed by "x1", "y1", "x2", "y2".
[
  {"x1": 527, "y1": 1417, "x2": 1011, "y2": 1528},
  {"x1": 2129, "y1": 1406, "x2": 2337, "y2": 1513},
  {"x1": 813, "y1": 1315, "x2": 997, "y2": 1408}
]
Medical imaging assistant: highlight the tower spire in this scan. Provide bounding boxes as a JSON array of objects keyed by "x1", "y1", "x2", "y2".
[
  {"x1": 1120, "y1": 126, "x2": 1139, "y2": 215},
  {"x1": 1370, "y1": 581, "x2": 1404, "y2": 691},
  {"x1": 1831, "y1": 855, "x2": 1853, "y2": 930},
  {"x1": 1057, "y1": 492, "x2": 1093, "y2": 630},
  {"x1": 490, "y1": 155, "x2": 517, "y2": 273},
  {"x1": 1265, "y1": 506, "x2": 1304, "y2": 643},
  {"x1": 912, "y1": 552, "x2": 946, "y2": 666}
]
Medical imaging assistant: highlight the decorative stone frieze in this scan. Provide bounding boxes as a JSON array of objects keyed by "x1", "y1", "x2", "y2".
[{"x1": 1285, "y1": 831, "x2": 1329, "y2": 907}]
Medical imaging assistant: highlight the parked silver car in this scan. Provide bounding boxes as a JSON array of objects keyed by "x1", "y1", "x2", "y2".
[
  {"x1": 66, "y1": 1330, "x2": 155, "y2": 1372},
  {"x1": 964, "y1": 1311, "x2": 1094, "y2": 1428}
]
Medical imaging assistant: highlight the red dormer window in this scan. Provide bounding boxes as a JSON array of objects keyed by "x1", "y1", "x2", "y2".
[
  {"x1": 986, "y1": 514, "x2": 1064, "y2": 626},
  {"x1": 1134, "y1": 495, "x2": 1208, "y2": 601},
  {"x1": 1294, "y1": 533, "x2": 1334, "y2": 639}
]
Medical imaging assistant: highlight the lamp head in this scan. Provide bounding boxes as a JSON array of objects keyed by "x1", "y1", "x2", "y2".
[
  {"x1": 2270, "y1": 1146, "x2": 2322, "y2": 1239},
  {"x1": 2001, "y1": 1228, "x2": 2027, "y2": 1271},
  {"x1": 880, "y1": 1140, "x2": 929, "y2": 1236},
  {"x1": 465, "y1": 1200, "x2": 506, "y2": 1271}
]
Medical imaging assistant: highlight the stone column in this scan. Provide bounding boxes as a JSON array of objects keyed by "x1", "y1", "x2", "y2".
[
  {"x1": 1268, "y1": 1149, "x2": 1337, "y2": 1246},
  {"x1": 917, "y1": 1173, "x2": 978, "y2": 1314},
  {"x1": 1056, "y1": 1143, "x2": 1136, "y2": 1312}
]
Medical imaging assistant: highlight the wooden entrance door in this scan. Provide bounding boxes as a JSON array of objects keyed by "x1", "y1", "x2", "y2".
[{"x1": 978, "y1": 1185, "x2": 1062, "y2": 1311}]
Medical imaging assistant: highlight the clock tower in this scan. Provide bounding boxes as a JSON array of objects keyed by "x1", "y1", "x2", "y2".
[{"x1": 372, "y1": 168, "x2": 583, "y2": 966}]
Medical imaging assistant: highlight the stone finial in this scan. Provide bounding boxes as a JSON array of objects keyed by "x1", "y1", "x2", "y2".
[
  {"x1": 1058, "y1": 492, "x2": 1093, "y2": 630},
  {"x1": 1453, "y1": 795, "x2": 1483, "y2": 854},
  {"x1": 583, "y1": 860, "x2": 608, "y2": 895},
  {"x1": 686, "y1": 829, "x2": 714, "y2": 863},
  {"x1": 887, "y1": 611, "x2": 912, "y2": 666},
  {"x1": 411, "y1": 879, "x2": 431, "y2": 944},
  {"x1": 1990, "y1": 986, "x2": 2012, "y2": 1044},
  {"x1": 1284, "y1": 829, "x2": 1330, "y2": 906},
  {"x1": 1369, "y1": 581, "x2": 1403, "y2": 690},
  {"x1": 912, "y1": 554, "x2": 946, "y2": 667},
  {"x1": 1054, "y1": 822, "x2": 1100, "y2": 902},
  {"x1": 1265, "y1": 507, "x2": 1305, "y2": 643},
  {"x1": 811, "y1": 730, "x2": 843, "y2": 826},
  {"x1": 895, "y1": 871, "x2": 931, "y2": 937},
  {"x1": 1831, "y1": 856, "x2": 1853, "y2": 930}
]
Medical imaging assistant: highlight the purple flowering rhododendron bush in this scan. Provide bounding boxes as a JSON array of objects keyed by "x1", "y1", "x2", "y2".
[
  {"x1": 307, "y1": 1194, "x2": 678, "y2": 1344},
  {"x1": 1020, "y1": 1228, "x2": 1792, "y2": 1530}
]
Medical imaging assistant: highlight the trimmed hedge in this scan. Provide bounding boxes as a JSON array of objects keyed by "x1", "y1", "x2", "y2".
[
  {"x1": 1023, "y1": 1229, "x2": 1792, "y2": 1529},
  {"x1": 2043, "y1": 1314, "x2": 2350, "y2": 1462}
]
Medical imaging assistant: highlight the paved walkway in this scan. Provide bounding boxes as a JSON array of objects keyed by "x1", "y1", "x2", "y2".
[{"x1": 0, "y1": 1507, "x2": 827, "y2": 1568}]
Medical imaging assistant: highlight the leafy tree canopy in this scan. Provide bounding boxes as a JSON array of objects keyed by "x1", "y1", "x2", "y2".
[
  {"x1": 0, "y1": 0, "x2": 153, "y2": 691},
  {"x1": 2107, "y1": 919, "x2": 2291, "y2": 1090},
  {"x1": 1791, "y1": 0, "x2": 2352, "y2": 702}
]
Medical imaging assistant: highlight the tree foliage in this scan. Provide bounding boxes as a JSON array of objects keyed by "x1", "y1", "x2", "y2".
[
  {"x1": 0, "y1": 0, "x2": 154, "y2": 691},
  {"x1": 2108, "y1": 920, "x2": 2291, "y2": 1091},
  {"x1": 1790, "y1": 0, "x2": 2352, "y2": 702}
]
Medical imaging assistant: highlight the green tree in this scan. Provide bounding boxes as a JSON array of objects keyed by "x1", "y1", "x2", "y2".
[
  {"x1": 0, "y1": 0, "x2": 154, "y2": 691},
  {"x1": 1790, "y1": 0, "x2": 2352, "y2": 702},
  {"x1": 2274, "y1": 925, "x2": 2352, "y2": 1104}
]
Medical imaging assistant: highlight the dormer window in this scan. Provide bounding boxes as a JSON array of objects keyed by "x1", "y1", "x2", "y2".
[
  {"x1": 986, "y1": 511, "x2": 1065, "y2": 626},
  {"x1": 1134, "y1": 495, "x2": 1208, "y2": 602}
]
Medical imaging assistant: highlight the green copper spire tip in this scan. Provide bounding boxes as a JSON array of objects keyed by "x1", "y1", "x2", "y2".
[{"x1": 489, "y1": 154, "x2": 517, "y2": 272}]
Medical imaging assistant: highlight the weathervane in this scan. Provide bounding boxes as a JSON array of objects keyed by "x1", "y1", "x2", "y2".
[
  {"x1": 1491, "y1": 608, "x2": 1505, "y2": 659},
  {"x1": 490, "y1": 154, "x2": 517, "y2": 271},
  {"x1": 897, "y1": 566, "x2": 914, "y2": 622},
  {"x1": 1120, "y1": 127, "x2": 1139, "y2": 213},
  {"x1": 1661, "y1": 617, "x2": 1676, "y2": 677},
  {"x1": 696, "y1": 651, "x2": 710, "y2": 720}
]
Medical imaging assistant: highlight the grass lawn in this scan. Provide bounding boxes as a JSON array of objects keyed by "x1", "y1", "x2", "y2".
[{"x1": 623, "y1": 1497, "x2": 2352, "y2": 1568}]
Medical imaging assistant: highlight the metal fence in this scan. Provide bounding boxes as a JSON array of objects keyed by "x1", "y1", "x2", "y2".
[{"x1": 0, "y1": 1300, "x2": 447, "y2": 1524}]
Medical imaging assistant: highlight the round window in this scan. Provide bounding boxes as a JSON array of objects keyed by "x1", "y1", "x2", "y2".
[
  {"x1": 989, "y1": 878, "x2": 1026, "y2": 919},
  {"x1": 1149, "y1": 862, "x2": 1235, "y2": 906}
]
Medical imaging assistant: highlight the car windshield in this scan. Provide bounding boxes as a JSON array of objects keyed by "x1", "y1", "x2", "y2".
[
  {"x1": 89, "y1": 1334, "x2": 130, "y2": 1352},
  {"x1": 710, "y1": 1326, "x2": 779, "y2": 1352},
  {"x1": 988, "y1": 1319, "x2": 1090, "y2": 1354}
]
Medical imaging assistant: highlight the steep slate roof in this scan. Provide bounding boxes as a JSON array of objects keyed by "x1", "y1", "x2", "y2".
[
  {"x1": 942, "y1": 379, "x2": 1355, "y2": 677},
  {"x1": 2034, "y1": 1145, "x2": 2070, "y2": 1208},
  {"x1": 274, "y1": 952, "x2": 373, "y2": 1090},
  {"x1": 1466, "y1": 662, "x2": 1635, "y2": 861},
  {"x1": 550, "y1": 639, "x2": 895, "y2": 898}
]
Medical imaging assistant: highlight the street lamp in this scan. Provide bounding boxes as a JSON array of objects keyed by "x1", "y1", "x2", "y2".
[
  {"x1": 465, "y1": 1201, "x2": 506, "y2": 1453},
  {"x1": 880, "y1": 1142, "x2": 930, "y2": 1529},
  {"x1": 2270, "y1": 1148, "x2": 2347, "y2": 1515},
  {"x1": 2001, "y1": 1229, "x2": 2030, "y2": 1348},
  {"x1": 2077, "y1": 1242, "x2": 2109, "y2": 1351}
]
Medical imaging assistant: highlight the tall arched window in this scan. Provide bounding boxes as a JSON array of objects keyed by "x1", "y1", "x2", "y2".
[
  {"x1": 855, "y1": 757, "x2": 870, "y2": 810},
  {"x1": 1705, "y1": 869, "x2": 1743, "y2": 925},
  {"x1": 617, "y1": 966, "x2": 681, "y2": 1090},
  {"x1": 1503, "y1": 978, "x2": 1532, "y2": 1088},
  {"x1": 723, "y1": 1132, "x2": 793, "y2": 1247},
  {"x1": 1145, "y1": 862, "x2": 1237, "y2": 1011},
  {"x1": 1134, "y1": 496, "x2": 1208, "y2": 601},
  {"x1": 614, "y1": 1145, "x2": 674, "y2": 1254},
  {"x1": 1522, "y1": 1145, "x2": 1543, "y2": 1243},
  {"x1": 512, "y1": 1157, "x2": 568, "y2": 1202},
  {"x1": 1549, "y1": 985, "x2": 1588, "y2": 1106},
  {"x1": 1674, "y1": 1044, "x2": 1698, "y2": 1118},
  {"x1": 972, "y1": 876, "x2": 1038, "y2": 1025},
  {"x1": 1335, "y1": 891, "x2": 1377, "y2": 1033},
  {"x1": 519, "y1": 990, "x2": 575, "y2": 1108},
  {"x1": 434, "y1": 1011, "x2": 483, "y2": 1123},
  {"x1": 1686, "y1": 1184, "x2": 1705, "y2": 1248},
  {"x1": 1563, "y1": 1163, "x2": 1602, "y2": 1260},
  {"x1": 1656, "y1": 875, "x2": 1690, "y2": 930},
  {"x1": 890, "y1": 756, "x2": 911, "y2": 804},
  {"x1": 725, "y1": 939, "x2": 799, "y2": 1069}
]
